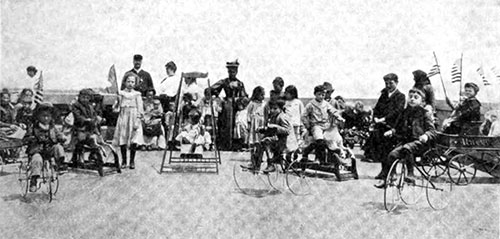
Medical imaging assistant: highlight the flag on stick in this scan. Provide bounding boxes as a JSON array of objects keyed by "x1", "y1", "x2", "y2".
[
  {"x1": 34, "y1": 71, "x2": 44, "y2": 104},
  {"x1": 107, "y1": 65, "x2": 118, "y2": 94},
  {"x1": 492, "y1": 67, "x2": 500, "y2": 82},
  {"x1": 477, "y1": 66, "x2": 490, "y2": 86},
  {"x1": 451, "y1": 58, "x2": 462, "y2": 83},
  {"x1": 427, "y1": 64, "x2": 440, "y2": 78}
]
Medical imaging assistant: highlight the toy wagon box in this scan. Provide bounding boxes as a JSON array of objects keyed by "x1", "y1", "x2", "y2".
[{"x1": 436, "y1": 132, "x2": 500, "y2": 149}]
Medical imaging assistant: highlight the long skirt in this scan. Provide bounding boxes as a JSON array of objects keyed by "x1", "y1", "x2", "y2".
[{"x1": 112, "y1": 107, "x2": 143, "y2": 146}]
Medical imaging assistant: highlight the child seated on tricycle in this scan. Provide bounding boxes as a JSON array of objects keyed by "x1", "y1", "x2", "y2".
[
  {"x1": 70, "y1": 89, "x2": 104, "y2": 167},
  {"x1": 244, "y1": 99, "x2": 298, "y2": 173},
  {"x1": 23, "y1": 103, "x2": 66, "y2": 192}
]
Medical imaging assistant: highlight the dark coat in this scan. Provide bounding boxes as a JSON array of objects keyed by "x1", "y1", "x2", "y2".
[
  {"x1": 391, "y1": 105, "x2": 436, "y2": 143},
  {"x1": 373, "y1": 88, "x2": 406, "y2": 128},
  {"x1": 121, "y1": 69, "x2": 154, "y2": 96},
  {"x1": 72, "y1": 101, "x2": 98, "y2": 133},
  {"x1": 209, "y1": 77, "x2": 248, "y2": 99},
  {"x1": 24, "y1": 123, "x2": 64, "y2": 155}
]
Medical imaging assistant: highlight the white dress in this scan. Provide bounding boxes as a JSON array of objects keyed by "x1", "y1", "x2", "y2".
[{"x1": 112, "y1": 90, "x2": 144, "y2": 146}]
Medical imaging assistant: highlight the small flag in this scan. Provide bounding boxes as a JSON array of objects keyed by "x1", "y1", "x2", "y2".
[
  {"x1": 34, "y1": 71, "x2": 44, "y2": 104},
  {"x1": 451, "y1": 58, "x2": 462, "y2": 83},
  {"x1": 477, "y1": 66, "x2": 490, "y2": 86},
  {"x1": 427, "y1": 64, "x2": 440, "y2": 77},
  {"x1": 492, "y1": 67, "x2": 500, "y2": 82},
  {"x1": 107, "y1": 65, "x2": 118, "y2": 94}
]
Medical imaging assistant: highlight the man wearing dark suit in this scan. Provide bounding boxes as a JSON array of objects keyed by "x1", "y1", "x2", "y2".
[
  {"x1": 121, "y1": 54, "x2": 154, "y2": 96},
  {"x1": 365, "y1": 73, "x2": 406, "y2": 179}
]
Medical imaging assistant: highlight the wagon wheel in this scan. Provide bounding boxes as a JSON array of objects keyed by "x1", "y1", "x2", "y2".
[{"x1": 447, "y1": 154, "x2": 477, "y2": 185}]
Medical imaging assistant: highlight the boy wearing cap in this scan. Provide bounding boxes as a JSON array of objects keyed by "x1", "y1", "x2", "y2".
[
  {"x1": 374, "y1": 88, "x2": 436, "y2": 188},
  {"x1": 24, "y1": 103, "x2": 66, "y2": 192},
  {"x1": 444, "y1": 82, "x2": 482, "y2": 134},
  {"x1": 301, "y1": 85, "x2": 337, "y2": 164},
  {"x1": 71, "y1": 89, "x2": 103, "y2": 167},
  {"x1": 121, "y1": 54, "x2": 154, "y2": 97}
]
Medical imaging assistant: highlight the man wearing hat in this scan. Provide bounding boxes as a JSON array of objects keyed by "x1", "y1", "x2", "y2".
[
  {"x1": 207, "y1": 60, "x2": 248, "y2": 150},
  {"x1": 121, "y1": 54, "x2": 154, "y2": 96},
  {"x1": 365, "y1": 73, "x2": 405, "y2": 178}
]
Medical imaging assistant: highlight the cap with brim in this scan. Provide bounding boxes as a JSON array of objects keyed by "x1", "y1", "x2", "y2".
[
  {"x1": 133, "y1": 54, "x2": 143, "y2": 61},
  {"x1": 464, "y1": 82, "x2": 479, "y2": 93},
  {"x1": 323, "y1": 82, "x2": 334, "y2": 92},
  {"x1": 226, "y1": 60, "x2": 239, "y2": 68}
]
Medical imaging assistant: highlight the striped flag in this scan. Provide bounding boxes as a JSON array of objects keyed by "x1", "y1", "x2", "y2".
[
  {"x1": 427, "y1": 64, "x2": 440, "y2": 77},
  {"x1": 477, "y1": 66, "x2": 490, "y2": 86},
  {"x1": 34, "y1": 71, "x2": 44, "y2": 104},
  {"x1": 492, "y1": 67, "x2": 500, "y2": 82},
  {"x1": 106, "y1": 65, "x2": 118, "y2": 94},
  {"x1": 451, "y1": 59, "x2": 462, "y2": 83}
]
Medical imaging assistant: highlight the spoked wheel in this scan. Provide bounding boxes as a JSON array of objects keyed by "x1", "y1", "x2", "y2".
[
  {"x1": 384, "y1": 160, "x2": 404, "y2": 212},
  {"x1": 233, "y1": 163, "x2": 273, "y2": 196},
  {"x1": 426, "y1": 175, "x2": 453, "y2": 210},
  {"x1": 422, "y1": 150, "x2": 448, "y2": 178},
  {"x1": 18, "y1": 161, "x2": 30, "y2": 197},
  {"x1": 399, "y1": 166, "x2": 424, "y2": 206},
  {"x1": 101, "y1": 144, "x2": 121, "y2": 174},
  {"x1": 447, "y1": 154, "x2": 477, "y2": 185},
  {"x1": 44, "y1": 161, "x2": 59, "y2": 203},
  {"x1": 266, "y1": 162, "x2": 284, "y2": 192},
  {"x1": 285, "y1": 161, "x2": 313, "y2": 196}
]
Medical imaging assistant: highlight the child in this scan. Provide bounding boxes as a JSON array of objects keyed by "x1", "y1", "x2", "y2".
[
  {"x1": 245, "y1": 99, "x2": 297, "y2": 172},
  {"x1": 24, "y1": 103, "x2": 66, "y2": 192},
  {"x1": 142, "y1": 94, "x2": 166, "y2": 150},
  {"x1": 488, "y1": 112, "x2": 500, "y2": 137},
  {"x1": 247, "y1": 86, "x2": 267, "y2": 148},
  {"x1": 284, "y1": 85, "x2": 305, "y2": 150},
  {"x1": 233, "y1": 97, "x2": 250, "y2": 151},
  {"x1": 112, "y1": 73, "x2": 144, "y2": 169},
  {"x1": 14, "y1": 95, "x2": 34, "y2": 130},
  {"x1": 0, "y1": 89, "x2": 16, "y2": 129},
  {"x1": 374, "y1": 88, "x2": 436, "y2": 188},
  {"x1": 200, "y1": 88, "x2": 222, "y2": 148},
  {"x1": 269, "y1": 77, "x2": 285, "y2": 100},
  {"x1": 301, "y1": 85, "x2": 337, "y2": 164},
  {"x1": 71, "y1": 89, "x2": 104, "y2": 167},
  {"x1": 323, "y1": 112, "x2": 356, "y2": 180},
  {"x1": 175, "y1": 110, "x2": 211, "y2": 153},
  {"x1": 164, "y1": 101, "x2": 178, "y2": 150},
  {"x1": 142, "y1": 96, "x2": 166, "y2": 150},
  {"x1": 443, "y1": 82, "x2": 481, "y2": 134}
]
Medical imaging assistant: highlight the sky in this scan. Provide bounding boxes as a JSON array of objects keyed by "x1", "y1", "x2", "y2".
[{"x1": 1, "y1": 0, "x2": 500, "y2": 101}]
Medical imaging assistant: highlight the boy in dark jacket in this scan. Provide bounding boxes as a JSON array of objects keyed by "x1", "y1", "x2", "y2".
[
  {"x1": 71, "y1": 89, "x2": 103, "y2": 166},
  {"x1": 374, "y1": 88, "x2": 436, "y2": 188},
  {"x1": 24, "y1": 103, "x2": 66, "y2": 192},
  {"x1": 444, "y1": 82, "x2": 481, "y2": 135},
  {"x1": 245, "y1": 100, "x2": 297, "y2": 173}
]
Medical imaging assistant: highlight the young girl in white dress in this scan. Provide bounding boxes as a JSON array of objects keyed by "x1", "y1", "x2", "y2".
[{"x1": 113, "y1": 73, "x2": 144, "y2": 169}]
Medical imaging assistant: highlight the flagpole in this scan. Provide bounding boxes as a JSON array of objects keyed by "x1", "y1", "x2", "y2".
[
  {"x1": 432, "y1": 51, "x2": 448, "y2": 100},
  {"x1": 458, "y1": 53, "x2": 463, "y2": 102}
]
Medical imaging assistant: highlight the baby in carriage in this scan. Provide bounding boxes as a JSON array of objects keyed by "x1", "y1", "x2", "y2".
[{"x1": 175, "y1": 109, "x2": 212, "y2": 153}]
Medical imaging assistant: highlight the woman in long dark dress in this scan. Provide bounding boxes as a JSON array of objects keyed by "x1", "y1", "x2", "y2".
[{"x1": 208, "y1": 60, "x2": 248, "y2": 151}]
